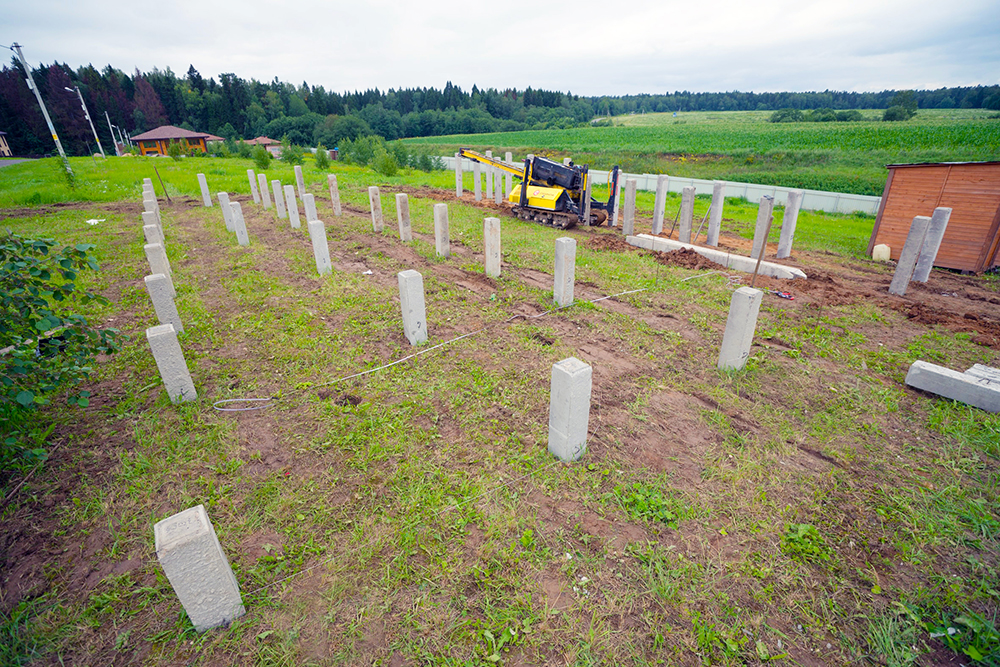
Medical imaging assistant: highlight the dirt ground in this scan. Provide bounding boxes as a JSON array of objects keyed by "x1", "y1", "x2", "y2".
[{"x1": 1, "y1": 189, "x2": 997, "y2": 665}]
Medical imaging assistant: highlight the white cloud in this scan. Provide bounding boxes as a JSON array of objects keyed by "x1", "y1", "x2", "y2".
[{"x1": 3, "y1": 0, "x2": 997, "y2": 95}]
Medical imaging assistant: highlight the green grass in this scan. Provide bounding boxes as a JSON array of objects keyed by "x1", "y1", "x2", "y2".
[
  {"x1": 1, "y1": 156, "x2": 998, "y2": 665},
  {"x1": 404, "y1": 109, "x2": 1000, "y2": 196}
]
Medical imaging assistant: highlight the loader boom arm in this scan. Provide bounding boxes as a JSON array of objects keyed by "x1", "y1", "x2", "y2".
[{"x1": 458, "y1": 148, "x2": 526, "y2": 179}]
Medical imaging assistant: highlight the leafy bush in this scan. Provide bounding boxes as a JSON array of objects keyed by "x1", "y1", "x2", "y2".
[
  {"x1": 804, "y1": 108, "x2": 837, "y2": 122},
  {"x1": 372, "y1": 143, "x2": 398, "y2": 176},
  {"x1": 166, "y1": 140, "x2": 184, "y2": 161},
  {"x1": 280, "y1": 137, "x2": 304, "y2": 165},
  {"x1": 835, "y1": 110, "x2": 864, "y2": 122},
  {"x1": 236, "y1": 141, "x2": 253, "y2": 159},
  {"x1": 1, "y1": 233, "x2": 119, "y2": 466},
  {"x1": 769, "y1": 108, "x2": 803, "y2": 123},
  {"x1": 252, "y1": 144, "x2": 271, "y2": 170},
  {"x1": 314, "y1": 144, "x2": 330, "y2": 170},
  {"x1": 883, "y1": 105, "x2": 915, "y2": 121},
  {"x1": 340, "y1": 135, "x2": 383, "y2": 167}
]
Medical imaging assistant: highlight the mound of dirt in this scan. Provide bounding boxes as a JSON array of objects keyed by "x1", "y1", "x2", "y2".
[{"x1": 651, "y1": 247, "x2": 720, "y2": 271}]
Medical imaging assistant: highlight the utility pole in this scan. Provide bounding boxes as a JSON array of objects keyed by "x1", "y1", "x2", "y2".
[
  {"x1": 66, "y1": 86, "x2": 105, "y2": 158},
  {"x1": 10, "y1": 43, "x2": 73, "y2": 175},
  {"x1": 105, "y1": 110, "x2": 120, "y2": 157}
]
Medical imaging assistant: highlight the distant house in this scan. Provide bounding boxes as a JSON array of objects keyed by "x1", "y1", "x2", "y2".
[
  {"x1": 131, "y1": 126, "x2": 210, "y2": 156},
  {"x1": 203, "y1": 133, "x2": 225, "y2": 145},
  {"x1": 0, "y1": 131, "x2": 12, "y2": 157},
  {"x1": 246, "y1": 136, "x2": 282, "y2": 157}
]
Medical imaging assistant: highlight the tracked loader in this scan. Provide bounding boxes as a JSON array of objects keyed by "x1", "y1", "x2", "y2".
[{"x1": 459, "y1": 148, "x2": 620, "y2": 229}]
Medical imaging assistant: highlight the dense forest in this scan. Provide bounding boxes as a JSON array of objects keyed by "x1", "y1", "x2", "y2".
[{"x1": 2, "y1": 57, "x2": 999, "y2": 156}]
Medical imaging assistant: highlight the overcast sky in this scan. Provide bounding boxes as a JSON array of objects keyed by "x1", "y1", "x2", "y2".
[{"x1": 4, "y1": 0, "x2": 999, "y2": 96}]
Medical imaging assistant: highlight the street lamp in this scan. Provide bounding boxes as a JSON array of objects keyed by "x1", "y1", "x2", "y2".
[{"x1": 64, "y1": 85, "x2": 105, "y2": 158}]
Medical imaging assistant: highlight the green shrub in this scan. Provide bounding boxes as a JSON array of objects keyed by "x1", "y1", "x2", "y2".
[
  {"x1": 252, "y1": 144, "x2": 272, "y2": 169},
  {"x1": 1, "y1": 233, "x2": 120, "y2": 466},
  {"x1": 835, "y1": 110, "x2": 864, "y2": 122},
  {"x1": 769, "y1": 108, "x2": 803, "y2": 123},
  {"x1": 280, "y1": 137, "x2": 304, "y2": 165},
  {"x1": 166, "y1": 140, "x2": 184, "y2": 161},
  {"x1": 314, "y1": 144, "x2": 330, "y2": 170},
  {"x1": 884, "y1": 105, "x2": 915, "y2": 121},
  {"x1": 236, "y1": 141, "x2": 253, "y2": 159},
  {"x1": 341, "y1": 135, "x2": 382, "y2": 166},
  {"x1": 372, "y1": 144, "x2": 398, "y2": 176}
]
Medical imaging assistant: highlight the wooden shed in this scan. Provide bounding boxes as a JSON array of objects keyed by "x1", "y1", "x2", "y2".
[{"x1": 868, "y1": 162, "x2": 1000, "y2": 273}]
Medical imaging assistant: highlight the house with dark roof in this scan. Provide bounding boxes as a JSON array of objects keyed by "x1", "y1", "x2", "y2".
[{"x1": 131, "y1": 125, "x2": 210, "y2": 156}]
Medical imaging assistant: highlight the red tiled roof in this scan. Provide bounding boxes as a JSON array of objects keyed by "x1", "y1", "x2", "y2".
[
  {"x1": 245, "y1": 136, "x2": 279, "y2": 146},
  {"x1": 203, "y1": 133, "x2": 225, "y2": 142},
  {"x1": 131, "y1": 125, "x2": 210, "y2": 141}
]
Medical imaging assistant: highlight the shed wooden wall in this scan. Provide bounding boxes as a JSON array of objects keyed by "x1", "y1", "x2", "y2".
[{"x1": 870, "y1": 163, "x2": 1000, "y2": 272}]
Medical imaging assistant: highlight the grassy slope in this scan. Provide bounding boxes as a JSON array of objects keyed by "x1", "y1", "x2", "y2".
[
  {"x1": 404, "y1": 109, "x2": 1000, "y2": 196},
  {"x1": 0, "y1": 156, "x2": 998, "y2": 665}
]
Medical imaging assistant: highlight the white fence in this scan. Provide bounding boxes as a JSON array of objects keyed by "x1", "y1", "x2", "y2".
[{"x1": 440, "y1": 156, "x2": 882, "y2": 216}]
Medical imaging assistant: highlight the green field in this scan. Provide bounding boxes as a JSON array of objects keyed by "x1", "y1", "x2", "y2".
[
  {"x1": 1, "y1": 156, "x2": 999, "y2": 665},
  {"x1": 405, "y1": 109, "x2": 1000, "y2": 196}
]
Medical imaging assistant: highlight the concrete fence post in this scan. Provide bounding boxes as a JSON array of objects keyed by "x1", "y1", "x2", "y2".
[
  {"x1": 303, "y1": 193, "x2": 318, "y2": 222},
  {"x1": 622, "y1": 179, "x2": 637, "y2": 236},
  {"x1": 247, "y1": 169, "x2": 260, "y2": 203},
  {"x1": 678, "y1": 186, "x2": 696, "y2": 242},
  {"x1": 776, "y1": 190, "x2": 803, "y2": 259},
  {"x1": 912, "y1": 207, "x2": 953, "y2": 282},
  {"x1": 611, "y1": 176, "x2": 623, "y2": 227},
  {"x1": 485, "y1": 150, "x2": 494, "y2": 196},
  {"x1": 889, "y1": 215, "x2": 932, "y2": 296},
  {"x1": 751, "y1": 195, "x2": 775, "y2": 259},
  {"x1": 145, "y1": 273, "x2": 182, "y2": 333},
  {"x1": 398, "y1": 269, "x2": 428, "y2": 345},
  {"x1": 294, "y1": 165, "x2": 305, "y2": 199},
  {"x1": 328, "y1": 174, "x2": 342, "y2": 216},
  {"x1": 505, "y1": 152, "x2": 513, "y2": 194},
  {"x1": 548, "y1": 357, "x2": 592, "y2": 462},
  {"x1": 473, "y1": 162, "x2": 482, "y2": 202},
  {"x1": 307, "y1": 219, "x2": 332, "y2": 275},
  {"x1": 197, "y1": 174, "x2": 212, "y2": 207},
  {"x1": 718, "y1": 287, "x2": 763, "y2": 371},
  {"x1": 553, "y1": 237, "x2": 576, "y2": 307},
  {"x1": 271, "y1": 180, "x2": 286, "y2": 219},
  {"x1": 284, "y1": 185, "x2": 300, "y2": 229},
  {"x1": 257, "y1": 174, "x2": 271, "y2": 208},
  {"x1": 143, "y1": 243, "x2": 175, "y2": 296},
  {"x1": 707, "y1": 181, "x2": 724, "y2": 247},
  {"x1": 142, "y1": 211, "x2": 163, "y2": 244},
  {"x1": 455, "y1": 152, "x2": 463, "y2": 198},
  {"x1": 396, "y1": 193, "x2": 412, "y2": 241},
  {"x1": 368, "y1": 186, "x2": 384, "y2": 231},
  {"x1": 230, "y1": 202, "x2": 249, "y2": 246},
  {"x1": 146, "y1": 323, "x2": 196, "y2": 403},
  {"x1": 484, "y1": 217, "x2": 501, "y2": 278},
  {"x1": 154, "y1": 504, "x2": 244, "y2": 631},
  {"x1": 434, "y1": 203, "x2": 450, "y2": 257},
  {"x1": 217, "y1": 193, "x2": 233, "y2": 231},
  {"x1": 652, "y1": 175, "x2": 669, "y2": 234}
]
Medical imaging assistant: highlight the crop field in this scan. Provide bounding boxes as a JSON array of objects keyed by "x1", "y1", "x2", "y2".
[
  {"x1": 405, "y1": 109, "x2": 1000, "y2": 197},
  {"x1": 1, "y1": 156, "x2": 999, "y2": 666}
]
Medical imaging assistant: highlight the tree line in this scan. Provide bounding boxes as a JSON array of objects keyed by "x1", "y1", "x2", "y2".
[{"x1": 2, "y1": 57, "x2": 998, "y2": 156}]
